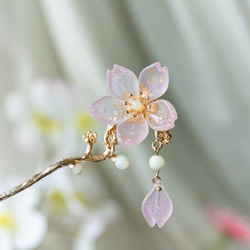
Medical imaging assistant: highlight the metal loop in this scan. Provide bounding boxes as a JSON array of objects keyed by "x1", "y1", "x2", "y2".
[
  {"x1": 152, "y1": 176, "x2": 161, "y2": 183},
  {"x1": 152, "y1": 130, "x2": 172, "y2": 155},
  {"x1": 152, "y1": 140, "x2": 163, "y2": 155}
]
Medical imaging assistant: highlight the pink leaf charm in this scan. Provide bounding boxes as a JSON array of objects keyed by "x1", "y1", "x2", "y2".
[{"x1": 142, "y1": 179, "x2": 173, "y2": 228}]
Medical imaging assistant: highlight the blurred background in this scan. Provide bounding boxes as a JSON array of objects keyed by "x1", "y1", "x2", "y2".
[{"x1": 0, "y1": 0, "x2": 250, "y2": 249}]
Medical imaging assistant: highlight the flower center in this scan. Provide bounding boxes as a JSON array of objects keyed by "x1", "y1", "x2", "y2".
[
  {"x1": 131, "y1": 100, "x2": 143, "y2": 111},
  {"x1": 47, "y1": 190, "x2": 67, "y2": 212},
  {"x1": 74, "y1": 111, "x2": 94, "y2": 134},
  {"x1": 33, "y1": 111, "x2": 61, "y2": 134},
  {"x1": 0, "y1": 211, "x2": 16, "y2": 231}
]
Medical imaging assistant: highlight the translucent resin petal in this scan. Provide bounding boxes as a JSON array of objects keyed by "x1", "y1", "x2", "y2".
[
  {"x1": 146, "y1": 99, "x2": 177, "y2": 131},
  {"x1": 107, "y1": 65, "x2": 139, "y2": 102},
  {"x1": 117, "y1": 116, "x2": 149, "y2": 146},
  {"x1": 89, "y1": 96, "x2": 128, "y2": 125},
  {"x1": 138, "y1": 62, "x2": 169, "y2": 100},
  {"x1": 142, "y1": 180, "x2": 173, "y2": 228}
]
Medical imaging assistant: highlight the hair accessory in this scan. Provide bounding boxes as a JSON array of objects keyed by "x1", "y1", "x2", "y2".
[{"x1": 0, "y1": 62, "x2": 177, "y2": 228}]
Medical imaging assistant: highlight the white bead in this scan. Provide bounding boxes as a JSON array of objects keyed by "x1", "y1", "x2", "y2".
[
  {"x1": 131, "y1": 100, "x2": 142, "y2": 111},
  {"x1": 115, "y1": 155, "x2": 129, "y2": 170},
  {"x1": 149, "y1": 155, "x2": 165, "y2": 171},
  {"x1": 71, "y1": 164, "x2": 83, "y2": 175}
]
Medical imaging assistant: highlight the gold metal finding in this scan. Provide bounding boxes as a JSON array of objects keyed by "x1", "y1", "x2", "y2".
[
  {"x1": 152, "y1": 130, "x2": 172, "y2": 155},
  {"x1": 0, "y1": 125, "x2": 118, "y2": 202},
  {"x1": 152, "y1": 172, "x2": 162, "y2": 192},
  {"x1": 152, "y1": 171, "x2": 161, "y2": 183}
]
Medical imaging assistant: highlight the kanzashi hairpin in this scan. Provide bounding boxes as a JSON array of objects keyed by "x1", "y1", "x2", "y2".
[{"x1": 0, "y1": 62, "x2": 177, "y2": 228}]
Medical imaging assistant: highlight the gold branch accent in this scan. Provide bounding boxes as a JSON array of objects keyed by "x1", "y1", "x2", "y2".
[{"x1": 0, "y1": 125, "x2": 118, "y2": 202}]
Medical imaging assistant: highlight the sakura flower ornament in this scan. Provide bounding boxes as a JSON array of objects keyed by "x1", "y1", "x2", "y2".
[
  {"x1": 89, "y1": 62, "x2": 177, "y2": 146},
  {"x1": 0, "y1": 62, "x2": 177, "y2": 229},
  {"x1": 90, "y1": 62, "x2": 177, "y2": 227}
]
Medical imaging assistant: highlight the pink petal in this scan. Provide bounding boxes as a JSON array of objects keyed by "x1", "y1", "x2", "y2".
[
  {"x1": 117, "y1": 116, "x2": 149, "y2": 146},
  {"x1": 89, "y1": 96, "x2": 128, "y2": 125},
  {"x1": 107, "y1": 65, "x2": 139, "y2": 102},
  {"x1": 142, "y1": 179, "x2": 173, "y2": 228},
  {"x1": 146, "y1": 99, "x2": 177, "y2": 131},
  {"x1": 138, "y1": 62, "x2": 169, "y2": 100}
]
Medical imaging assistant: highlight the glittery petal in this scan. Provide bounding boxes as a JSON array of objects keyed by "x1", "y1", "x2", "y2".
[
  {"x1": 138, "y1": 62, "x2": 169, "y2": 100},
  {"x1": 146, "y1": 99, "x2": 177, "y2": 131},
  {"x1": 89, "y1": 96, "x2": 128, "y2": 125},
  {"x1": 117, "y1": 116, "x2": 149, "y2": 146},
  {"x1": 107, "y1": 65, "x2": 139, "y2": 102},
  {"x1": 142, "y1": 180, "x2": 173, "y2": 228}
]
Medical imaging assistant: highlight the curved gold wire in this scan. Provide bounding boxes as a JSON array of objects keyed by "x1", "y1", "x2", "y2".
[{"x1": 0, "y1": 125, "x2": 118, "y2": 202}]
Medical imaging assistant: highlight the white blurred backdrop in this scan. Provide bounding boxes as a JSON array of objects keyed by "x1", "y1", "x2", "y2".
[{"x1": 0, "y1": 1, "x2": 250, "y2": 249}]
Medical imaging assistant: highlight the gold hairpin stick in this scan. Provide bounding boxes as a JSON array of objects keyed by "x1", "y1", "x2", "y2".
[{"x1": 0, "y1": 125, "x2": 118, "y2": 202}]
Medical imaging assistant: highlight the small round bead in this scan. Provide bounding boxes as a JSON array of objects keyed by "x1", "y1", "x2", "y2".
[
  {"x1": 131, "y1": 100, "x2": 142, "y2": 111},
  {"x1": 71, "y1": 164, "x2": 83, "y2": 175},
  {"x1": 115, "y1": 155, "x2": 129, "y2": 170},
  {"x1": 149, "y1": 155, "x2": 165, "y2": 171}
]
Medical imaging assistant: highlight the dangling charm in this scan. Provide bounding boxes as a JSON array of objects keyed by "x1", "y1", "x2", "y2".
[
  {"x1": 142, "y1": 175, "x2": 173, "y2": 228},
  {"x1": 142, "y1": 130, "x2": 173, "y2": 227}
]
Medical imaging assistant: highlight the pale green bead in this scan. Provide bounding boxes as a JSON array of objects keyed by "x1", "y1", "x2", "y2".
[{"x1": 149, "y1": 155, "x2": 165, "y2": 171}]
